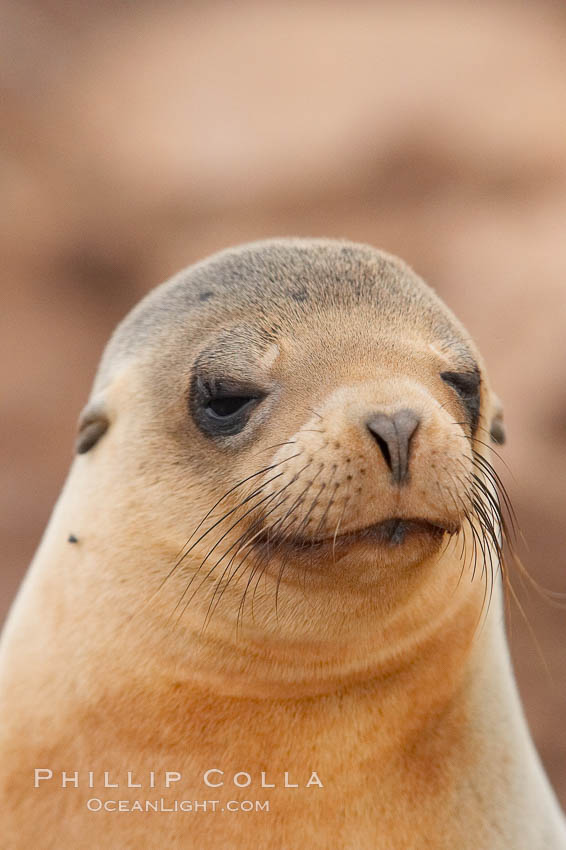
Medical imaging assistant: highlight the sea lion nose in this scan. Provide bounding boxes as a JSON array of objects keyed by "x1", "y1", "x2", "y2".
[{"x1": 366, "y1": 409, "x2": 420, "y2": 484}]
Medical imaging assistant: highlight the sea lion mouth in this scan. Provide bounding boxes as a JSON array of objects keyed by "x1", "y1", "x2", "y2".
[{"x1": 259, "y1": 517, "x2": 458, "y2": 554}]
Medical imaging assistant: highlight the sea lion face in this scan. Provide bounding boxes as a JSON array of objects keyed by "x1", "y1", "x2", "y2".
[
  {"x1": 80, "y1": 239, "x2": 503, "y2": 640},
  {"x1": 186, "y1": 315, "x2": 474, "y2": 574}
]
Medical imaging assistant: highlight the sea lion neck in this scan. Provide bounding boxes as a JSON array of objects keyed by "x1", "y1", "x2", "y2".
[{"x1": 13, "y1": 477, "x2": 489, "y2": 705}]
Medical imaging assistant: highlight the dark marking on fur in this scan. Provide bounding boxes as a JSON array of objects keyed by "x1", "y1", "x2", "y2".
[{"x1": 291, "y1": 287, "x2": 309, "y2": 303}]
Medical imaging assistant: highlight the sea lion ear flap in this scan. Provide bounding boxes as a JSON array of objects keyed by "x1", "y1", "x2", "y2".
[
  {"x1": 76, "y1": 399, "x2": 110, "y2": 454},
  {"x1": 489, "y1": 394, "x2": 506, "y2": 445}
]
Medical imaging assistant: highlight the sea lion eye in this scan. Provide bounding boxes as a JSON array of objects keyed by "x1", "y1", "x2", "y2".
[
  {"x1": 190, "y1": 375, "x2": 264, "y2": 437},
  {"x1": 440, "y1": 369, "x2": 481, "y2": 432},
  {"x1": 206, "y1": 395, "x2": 257, "y2": 420},
  {"x1": 440, "y1": 370, "x2": 480, "y2": 398}
]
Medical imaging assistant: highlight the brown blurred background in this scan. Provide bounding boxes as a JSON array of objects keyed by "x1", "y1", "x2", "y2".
[{"x1": 2, "y1": 0, "x2": 565, "y2": 804}]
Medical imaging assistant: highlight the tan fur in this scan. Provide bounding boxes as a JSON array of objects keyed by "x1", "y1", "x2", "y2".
[{"x1": 1, "y1": 239, "x2": 564, "y2": 849}]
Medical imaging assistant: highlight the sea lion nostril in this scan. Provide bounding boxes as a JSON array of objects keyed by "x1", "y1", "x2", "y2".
[{"x1": 366, "y1": 409, "x2": 420, "y2": 484}]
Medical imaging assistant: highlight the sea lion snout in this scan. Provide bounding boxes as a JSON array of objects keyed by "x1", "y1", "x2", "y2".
[
  {"x1": 256, "y1": 378, "x2": 468, "y2": 558},
  {"x1": 366, "y1": 408, "x2": 420, "y2": 484}
]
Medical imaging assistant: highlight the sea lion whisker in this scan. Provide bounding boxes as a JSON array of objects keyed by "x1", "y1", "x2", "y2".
[
  {"x1": 295, "y1": 477, "x2": 327, "y2": 545},
  {"x1": 178, "y1": 453, "x2": 299, "y2": 551},
  {"x1": 299, "y1": 481, "x2": 329, "y2": 596},
  {"x1": 453, "y1": 454, "x2": 505, "y2": 554},
  {"x1": 273, "y1": 524, "x2": 302, "y2": 624},
  {"x1": 470, "y1": 486, "x2": 501, "y2": 553},
  {"x1": 237, "y1": 521, "x2": 302, "y2": 632},
  {"x1": 163, "y1": 453, "x2": 304, "y2": 589},
  {"x1": 312, "y1": 467, "x2": 339, "y2": 541},
  {"x1": 453, "y1": 474, "x2": 487, "y2": 584},
  {"x1": 251, "y1": 440, "x2": 297, "y2": 456},
  {"x1": 180, "y1": 453, "x2": 314, "y2": 583},
  {"x1": 180, "y1": 455, "x2": 318, "y2": 600},
  {"x1": 270, "y1": 464, "x2": 323, "y2": 542},
  {"x1": 468, "y1": 435, "x2": 514, "y2": 475},
  {"x1": 332, "y1": 495, "x2": 350, "y2": 564},
  {"x1": 470, "y1": 497, "x2": 500, "y2": 592},
  {"x1": 201, "y1": 490, "x2": 297, "y2": 631},
  {"x1": 434, "y1": 470, "x2": 467, "y2": 562},
  {"x1": 306, "y1": 407, "x2": 323, "y2": 421},
  {"x1": 471, "y1": 450, "x2": 518, "y2": 537},
  {"x1": 178, "y1": 488, "x2": 292, "y2": 631},
  {"x1": 438, "y1": 469, "x2": 472, "y2": 577},
  {"x1": 455, "y1": 485, "x2": 496, "y2": 634},
  {"x1": 249, "y1": 518, "x2": 318, "y2": 625},
  {"x1": 235, "y1": 521, "x2": 299, "y2": 633},
  {"x1": 450, "y1": 462, "x2": 498, "y2": 587},
  {"x1": 470, "y1": 475, "x2": 508, "y2": 568},
  {"x1": 199, "y1": 456, "x2": 325, "y2": 629},
  {"x1": 272, "y1": 472, "x2": 325, "y2": 617},
  {"x1": 502, "y1": 579, "x2": 552, "y2": 681},
  {"x1": 171, "y1": 483, "x2": 294, "y2": 621},
  {"x1": 469, "y1": 474, "x2": 503, "y2": 549},
  {"x1": 311, "y1": 482, "x2": 340, "y2": 549},
  {"x1": 206, "y1": 541, "x2": 265, "y2": 635}
]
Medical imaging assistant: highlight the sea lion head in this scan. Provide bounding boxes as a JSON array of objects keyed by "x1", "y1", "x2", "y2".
[{"x1": 74, "y1": 239, "x2": 506, "y2": 685}]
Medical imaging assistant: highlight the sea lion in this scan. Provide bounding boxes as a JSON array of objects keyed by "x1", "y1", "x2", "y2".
[{"x1": 0, "y1": 238, "x2": 564, "y2": 849}]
